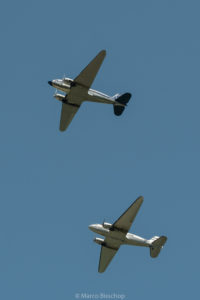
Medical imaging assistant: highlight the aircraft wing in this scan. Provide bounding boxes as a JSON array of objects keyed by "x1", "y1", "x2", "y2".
[
  {"x1": 98, "y1": 237, "x2": 121, "y2": 273},
  {"x1": 74, "y1": 50, "x2": 106, "y2": 89},
  {"x1": 59, "y1": 102, "x2": 80, "y2": 131},
  {"x1": 111, "y1": 196, "x2": 144, "y2": 234}
]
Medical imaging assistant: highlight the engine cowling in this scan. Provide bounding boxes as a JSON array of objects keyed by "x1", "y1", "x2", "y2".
[
  {"x1": 63, "y1": 78, "x2": 74, "y2": 85},
  {"x1": 103, "y1": 222, "x2": 112, "y2": 229},
  {"x1": 54, "y1": 93, "x2": 65, "y2": 101},
  {"x1": 94, "y1": 238, "x2": 105, "y2": 246}
]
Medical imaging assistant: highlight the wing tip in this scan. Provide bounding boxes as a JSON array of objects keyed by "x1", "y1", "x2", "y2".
[
  {"x1": 136, "y1": 195, "x2": 144, "y2": 204},
  {"x1": 98, "y1": 268, "x2": 104, "y2": 273},
  {"x1": 161, "y1": 235, "x2": 168, "y2": 243},
  {"x1": 100, "y1": 49, "x2": 106, "y2": 57},
  {"x1": 59, "y1": 125, "x2": 66, "y2": 132}
]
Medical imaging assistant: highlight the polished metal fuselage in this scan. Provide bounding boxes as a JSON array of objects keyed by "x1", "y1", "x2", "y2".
[
  {"x1": 51, "y1": 78, "x2": 116, "y2": 105},
  {"x1": 89, "y1": 224, "x2": 150, "y2": 247}
]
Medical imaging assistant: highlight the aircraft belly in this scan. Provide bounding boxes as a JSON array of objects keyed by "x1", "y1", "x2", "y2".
[
  {"x1": 105, "y1": 238, "x2": 122, "y2": 249},
  {"x1": 59, "y1": 87, "x2": 70, "y2": 93},
  {"x1": 87, "y1": 93, "x2": 114, "y2": 104},
  {"x1": 94, "y1": 228, "x2": 110, "y2": 237},
  {"x1": 124, "y1": 234, "x2": 149, "y2": 247},
  {"x1": 52, "y1": 83, "x2": 70, "y2": 94},
  {"x1": 67, "y1": 86, "x2": 88, "y2": 105},
  {"x1": 109, "y1": 230, "x2": 125, "y2": 242}
]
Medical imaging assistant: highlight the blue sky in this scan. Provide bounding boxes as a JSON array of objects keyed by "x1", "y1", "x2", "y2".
[{"x1": 0, "y1": 0, "x2": 200, "y2": 299}]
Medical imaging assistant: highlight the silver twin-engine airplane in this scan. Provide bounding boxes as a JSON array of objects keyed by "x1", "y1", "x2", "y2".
[
  {"x1": 48, "y1": 50, "x2": 131, "y2": 131},
  {"x1": 89, "y1": 196, "x2": 167, "y2": 273}
]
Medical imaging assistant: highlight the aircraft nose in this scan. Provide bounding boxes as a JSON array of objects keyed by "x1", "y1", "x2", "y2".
[
  {"x1": 48, "y1": 81, "x2": 52, "y2": 86},
  {"x1": 88, "y1": 224, "x2": 95, "y2": 231}
]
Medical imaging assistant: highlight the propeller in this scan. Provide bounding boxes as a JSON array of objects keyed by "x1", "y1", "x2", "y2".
[
  {"x1": 54, "y1": 88, "x2": 58, "y2": 96},
  {"x1": 62, "y1": 73, "x2": 66, "y2": 80}
]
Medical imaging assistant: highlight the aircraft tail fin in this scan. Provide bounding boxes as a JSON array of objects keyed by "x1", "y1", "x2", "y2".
[
  {"x1": 113, "y1": 93, "x2": 132, "y2": 116},
  {"x1": 149, "y1": 236, "x2": 167, "y2": 258}
]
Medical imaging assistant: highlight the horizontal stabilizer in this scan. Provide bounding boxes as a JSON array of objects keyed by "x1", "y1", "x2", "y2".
[
  {"x1": 115, "y1": 93, "x2": 132, "y2": 105},
  {"x1": 113, "y1": 93, "x2": 131, "y2": 116},
  {"x1": 114, "y1": 105, "x2": 125, "y2": 116},
  {"x1": 150, "y1": 236, "x2": 167, "y2": 258}
]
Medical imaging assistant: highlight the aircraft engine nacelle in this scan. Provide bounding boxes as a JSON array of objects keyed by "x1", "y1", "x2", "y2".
[
  {"x1": 54, "y1": 93, "x2": 65, "y2": 102},
  {"x1": 103, "y1": 222, "x2": 112, "y2": 229},
  {"x1": 94, "y1": 238, "x2": 105, "y2": 246},
  {"x1": 63, "y1": 78, "x2": 74, "y2": 85}
]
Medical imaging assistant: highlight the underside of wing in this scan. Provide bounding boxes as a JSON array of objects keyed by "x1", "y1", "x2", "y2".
[
  {"x1": 74, "y1": 50, "x2": 106, "y2": 89},
  {"x1": 98, "y1": 247, "x2": 118, "y2": 273},
  {"x1": 59, "y1": 102, "x2": 80, "y2": 131},
  {"x1": 111, "y1": 196, "x2": 144, "y2": 234}
]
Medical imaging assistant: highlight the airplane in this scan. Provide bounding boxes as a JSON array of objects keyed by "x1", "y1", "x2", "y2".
[
  {"x1": 89, "y1": 196, "x2": 167, "y2": 273},
  {"x1": 48, "y1": 50, "x2": 132, "y2": 131}
]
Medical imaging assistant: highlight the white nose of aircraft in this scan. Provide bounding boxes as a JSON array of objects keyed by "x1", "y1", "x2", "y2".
[
  {"x1": 88, "y1": 224, "x2": 97, "y2": 232},
  {"x1": 88, "y1": 224, "x2": 94, "y2": 230}
]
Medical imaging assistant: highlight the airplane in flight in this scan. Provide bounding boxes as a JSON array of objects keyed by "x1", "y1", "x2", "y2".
[
  {"x1": 89, "y1": 196, "x2": 167, "y2": 273},
  {"x1": 48, "y1": 50, "x2": 131, "y2": 131}
]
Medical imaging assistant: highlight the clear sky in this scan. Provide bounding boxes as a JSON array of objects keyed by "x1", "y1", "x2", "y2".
[{"x1": 0, "y1": 0, "x2": 200, "y2": 299}]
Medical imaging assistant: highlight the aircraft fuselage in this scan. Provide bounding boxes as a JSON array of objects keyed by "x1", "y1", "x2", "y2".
[
  {"x1": 89, "y1": 224, "x2": 150, "y2": 247},
  {"x1": 49, "y1": 78, "x2": 116, "y2": 105}
]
